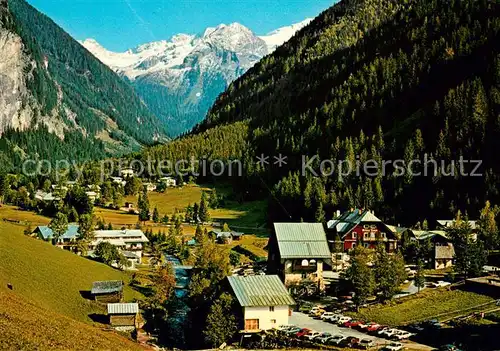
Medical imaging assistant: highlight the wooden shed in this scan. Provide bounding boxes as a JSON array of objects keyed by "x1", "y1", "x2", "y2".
[
  {"x1": 91, "y1": 280, "x2": 123, "y2": 303},
  {"x1": 107, "y1": 303, "x2": 139, "y2": 329}
]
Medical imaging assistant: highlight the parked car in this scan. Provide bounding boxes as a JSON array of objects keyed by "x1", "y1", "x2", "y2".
[
  {"x1": 303, "y1": 331, "x2": 321, "y2": 340},
  {"x1": 358, "y1": 339, "x2": 375, "y2": 349},
  {"x1": 358, "y1": 321, "x2": 377, "y2": 330},
  {"x1": 367, "y1": 324, "x2": 385, "y2": 333},
  {"x1": 406, "y1": 323, "x2": 425, "y2": 332},
  {"x1": 392, "y1": 330, "x2": 413, "y2": 340},
  {"x1": 321, "y1": 312, "x2": 335, "y2": 321},
  {"x1": 285, "y1": 327, "x2": 301, "y2": 336},
  {"x1": 327, "y1": 314, "x2": 344, "y2": 323},
  {"x1": 277, "y1": 324, "x2": 293, "y2": 331},
  {"x1": 379, "y1": 328, "x2": 400, "y2": 338},
  {"x1": 314, "y1": 332, "x2": 332, "y2": 344},
  {"x1": 296, "y1": 328, "x2": 312, "y2": 338},
  {"x1": 328, "y1": 335, "x2": 346, "y2": 345},
  {"x1": 384, "y1": 342, "x2": 404, "y2": 351},
  {"x1": 337, "y1": 316, "x2": 352, "y2": 325},
  {"x1": 339, "y1": 336, "x2": 360, "y2": 348},
  {"x1": 344, "y1": 319, "x2": 364, "y2": 328}
]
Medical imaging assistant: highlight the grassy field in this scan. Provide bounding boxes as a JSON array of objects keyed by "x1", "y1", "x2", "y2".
[
  {"x1": 0, "y1": 290, "x2": 147, "y2": 350},
  {"x1": 123, "y1": 184, "x2": 268, "y2": 230},
  {"x1": 0, "y1": 219, "x2": 142, "y2": 323},
  {"x1": 351, "y1": 288, "x2": 495, "y2": 326}
]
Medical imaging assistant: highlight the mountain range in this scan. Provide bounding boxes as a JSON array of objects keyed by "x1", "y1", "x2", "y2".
[{"x1": 81, "y1": 19, "x2": 312, "y2": 136}]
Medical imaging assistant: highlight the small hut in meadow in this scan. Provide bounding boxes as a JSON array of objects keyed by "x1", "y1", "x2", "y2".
[
  {"x1": 91, "y1": 280, "x2": 123, "y2": 303},
  {"x1": 107, "y1": 303, "x2": 139, "y2": 331}
]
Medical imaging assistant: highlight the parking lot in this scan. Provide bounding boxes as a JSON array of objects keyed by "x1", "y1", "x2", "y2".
[
  {"x1": 289, "y1": 312, "x2": 434, "y2": 350},
  {"x1": 290, "y1": 312, "x2": 387, "y2": 346}
]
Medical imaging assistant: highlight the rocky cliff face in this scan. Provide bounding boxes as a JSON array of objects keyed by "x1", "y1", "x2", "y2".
[
  {"x1": 0, "y1": 27, "x2": 33, "y2": 134},
  {"x1": 0, "y1": 0, "x2": 164, "y2": 165}
]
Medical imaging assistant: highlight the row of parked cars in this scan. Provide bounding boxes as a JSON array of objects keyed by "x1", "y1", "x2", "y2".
[
  {"x1": 275, "y1": 324, "x2": 376, "y2": 349},
  {"x1": 310, "y1": 307, "x2": 415, "y2": 342}
]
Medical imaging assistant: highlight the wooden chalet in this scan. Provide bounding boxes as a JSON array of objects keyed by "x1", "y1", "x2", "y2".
[
  {"x1": 327, "y1": 209, "x2": 398, "y2": 252},
  {"x1": 91, "y1": 280, "x2": 123, "y2": 303},
  {"x1": 107, "y1": 303, "x2": 138, "y2": 330}
]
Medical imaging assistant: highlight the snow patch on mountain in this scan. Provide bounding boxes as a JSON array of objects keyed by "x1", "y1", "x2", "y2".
[{"x1": 259, "y1": 18, "x2": 313, "y2": 51}]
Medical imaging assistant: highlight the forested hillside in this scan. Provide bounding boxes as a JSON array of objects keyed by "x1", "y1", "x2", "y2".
[
  {"x1": 143, "y1": 0, "x2": 500, "y2": 226},
  {"x1": 0, "y1": 0, "x2": 164, "y2": 171}
]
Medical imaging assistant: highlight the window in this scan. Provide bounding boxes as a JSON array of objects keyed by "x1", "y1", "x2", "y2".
[
  {"x1": 364, "y1": 233, "x2": 369, "y2": 239},
  {"x1": 269, "y1": 306, "x2": 275, "y2": 312},
  {"x1": 271, "y1": 319, "x2": 277, "y2": 324},
  {"x1": 352, "y1": 232, "x2": 357, "y2": 239},
  {"x1": 363, "y1": 224, "x2": 369, "y2": 229},
  {"x1": 245, "y1": 319, "x2": 259, "y2": 330}
]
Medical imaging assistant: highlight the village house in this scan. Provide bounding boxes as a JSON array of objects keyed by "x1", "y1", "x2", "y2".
[
  {"x1": 227, "y1": 275, "x2": 295, "y2": 331},
  {"x1": 85, "y1": 191, "x2": 100, "y2": 202},
  {"x1": 91, "y1": 280, "x2": 123, "y2": 303},
  {"x1": 89, "y1": 229, "x2": 149, "y2": 259},
  {"x1": 107, "y1": 303, "x2": 139, "y2": 331},
  {"x1": 34, "y1": 190, "x2": 60, "y2": 202},
  {"x1": 159, "y1": 176, "x2": 176, "y2": 187},
  {"x1": 267, "y1": 223, "x2": 331, "y2": 291},
  {"x1": 110, "y1": 176, "x2": 127, "y2": 187},
  {"x1": 211, "y1": 230, "x2": 244, "y2": 244},
  {"x1": 120, "y1": 168, "x2": 134, "y2": 178},
  {"x1": 143, "y1": 182, "x2": 157, "y2": 192},
  {"x1": 406, "y1": 229, "x2": 455, "y2": 269},
  {"x1": 437, "y1": 219, "x2": 478, "y2": 241},
  {"x1": 33, "y1": 225, "x2": 80, "y2": 251},
  {"x1": 327, "y1": 209, "x2": 398, "y2": 252}
]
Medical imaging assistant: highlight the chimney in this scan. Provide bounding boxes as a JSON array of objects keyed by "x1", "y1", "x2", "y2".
[
  {"x1": 358, "y1": 209, "x2": 362, "y2": 215},
  {"x1": 336, "y1": 210, "x2": 341, "y2": 218}
]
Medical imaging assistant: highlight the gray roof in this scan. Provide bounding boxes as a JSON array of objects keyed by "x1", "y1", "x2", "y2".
[
  {"x1": 35, "y1": 225, "x2": 80, "y2": 240},
  {"x1": 91, "y1": 280, "x2": 123, "y2": 294},
  {"x1": 437, "y1": 220, "x2": 477, "y2": 229},
  {"x1": 107, "y1": 303, "x2": 139, "y2": 315},
  {"x1": 228, "y1": 275, "x2": 295, "y2": 307},
  {"x1": 435, "y1": 245, "x2": 455, "y2": 259},
  {"x1": 274, "y1": 223, "x2": 331, "y2": 259}
]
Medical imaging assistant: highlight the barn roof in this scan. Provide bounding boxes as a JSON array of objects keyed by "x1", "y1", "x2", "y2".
[
  {"x1": 35, "y1": 225, "x2": 80, "y2": 240},
  {"x1": 228, "y1": 275, "x2": 295, "y2": 307},
  {"x1": 107, "y1": 303, "x2": 139, "y2": 314},
  {"x1": 91, "y1": 280, "x2": 123, "y2": 294},
  {"x1": 273, "y1": 223, "x2": 330, "y2": 259}
]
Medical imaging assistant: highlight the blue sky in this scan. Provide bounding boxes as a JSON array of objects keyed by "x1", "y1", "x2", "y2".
[{"x1": 28, "y1": 0, "x2": 335, "y2": 52}]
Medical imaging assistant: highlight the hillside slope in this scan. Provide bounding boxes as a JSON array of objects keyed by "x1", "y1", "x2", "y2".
[
  {"x1": 0, "y1": 290, "x2": 146, "y2": 351},
  {"x1": 0, "y1": 0, "x2": 163, "y2": 171},
  {"x1": 159, "y1": 0, "x2": 500, "y2": 225},
  {"x1": 0, "y1": 211, "x2": 147, "y2": 349},
  {"x1": 0, "y1": 216, "x2": 142, "y2": 322}
]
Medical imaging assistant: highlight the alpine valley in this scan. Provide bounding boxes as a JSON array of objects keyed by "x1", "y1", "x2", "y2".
[{"x1": 81, "y1": 19, "x2": 312, "y2": 136}]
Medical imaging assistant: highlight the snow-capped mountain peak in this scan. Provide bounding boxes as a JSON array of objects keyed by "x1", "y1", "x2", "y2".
[{"x1": 81, "y1": 18, "x2": 312, "y2": 135}]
